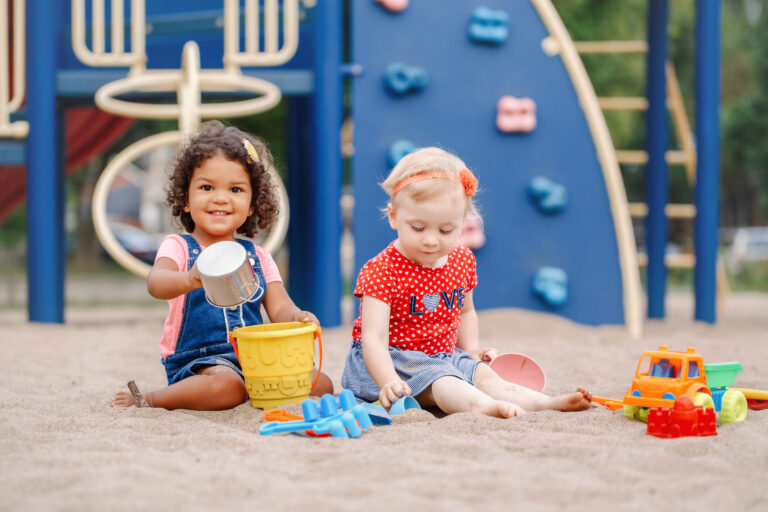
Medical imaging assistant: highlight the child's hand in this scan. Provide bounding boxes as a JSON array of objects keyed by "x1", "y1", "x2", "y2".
[
  {"x1": 379, "y1": 379, "x2": 411, "y2": 410},
  {"x1": 468, "y1": 347, "x2": 496, "y2": 362},
  {"x1": 293, "y1": 310, "x2": 320, "y2": 325},
  {"x1": 187, "y1": 264, "x2": 203, "y2": 290}
]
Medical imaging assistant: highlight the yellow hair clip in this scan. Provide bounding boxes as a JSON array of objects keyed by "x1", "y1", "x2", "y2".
[{"x1": 242, "y1": 138, "x2": 260, "y2": 163}]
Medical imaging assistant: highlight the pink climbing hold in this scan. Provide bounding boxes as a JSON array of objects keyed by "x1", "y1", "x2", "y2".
[
  {"x1": 375, "y1": 0, "x2": 409, "y2": 13},
  {"x1": 496, "y1": 96, "x2": 537, "y2": 133},
  {"x1": 458, "y1": 217, "x2": 486, "y2": 250}
]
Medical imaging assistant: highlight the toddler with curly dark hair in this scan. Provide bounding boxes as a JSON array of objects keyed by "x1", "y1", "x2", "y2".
[{"x1": 113, "y1": 120, "x2": 332, "y2": 410}]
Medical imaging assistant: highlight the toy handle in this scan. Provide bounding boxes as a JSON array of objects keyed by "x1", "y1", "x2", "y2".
[
  {"x1": 485, "y1": 349, "x2": 499, "y2": 362},
  {"x1": 310, "y1": 325, "x2": 323, "y2": 392},
  {"x1": 259, "y1": 419, "x2": 317, "y2": 436},
  {"x1": 228, "y1": 331, "x2": 240, "y2": 361},
  {"x1": 592, "y1": 395, "x2": 625, "y2": 410}
]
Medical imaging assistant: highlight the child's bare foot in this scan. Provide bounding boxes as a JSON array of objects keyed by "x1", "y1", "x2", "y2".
[
  {"x1": 112, "y1": 380, "x2": 149, "y2": 407},
  {"x1": 475, "y1": 400, "x2": 526, "y2": 418},
  {"x1": 548, "y1": 387, "x2": 592, "y2": 412}
]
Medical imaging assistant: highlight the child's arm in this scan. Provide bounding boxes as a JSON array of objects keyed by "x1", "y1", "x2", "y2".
[
  {"x1": 261, "y1": 282, "x2": 319, "y2": 324},
  {"x1": 456, "y1": 291, "x2": 495, "y2": 361},
  {"x1": 360, "y1": 295, "x2": 411, "y2": 408},
  {"x1": 147, "y1": 257, "x2": 202, "y2": 300}
]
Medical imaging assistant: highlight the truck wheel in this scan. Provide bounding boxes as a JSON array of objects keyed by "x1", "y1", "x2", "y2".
[
  {"x1": 720, "y1": 390, "x2": 747, "y2": 424},
  {"x1": 623, "y1": 405, "x2": 649, "y2": 423},
  {"x1": 693, "y1": 392, "x2": 715, "y2": 411}
]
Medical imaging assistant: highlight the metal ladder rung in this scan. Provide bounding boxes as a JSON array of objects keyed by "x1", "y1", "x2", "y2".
[
  {"x1": 628, "y1": 203, "x2": 696, "y2": 219},
  {"x1": 597, "y1": 97, "x2": 675, "y2": 111},
  {"x1": 573, "y1": 40, "x2": 648, "y2": 54},
  {"x1": 616, "y1": 149, "x2": 688, "y2": 165},
  {"x1": 636, "y1": 253, "x2": 695, "y2": 269}
]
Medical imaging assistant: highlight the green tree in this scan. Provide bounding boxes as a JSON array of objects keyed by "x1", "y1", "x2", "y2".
[{"x1": 721, "y1": 1, "x2": 768, "y2": 226}]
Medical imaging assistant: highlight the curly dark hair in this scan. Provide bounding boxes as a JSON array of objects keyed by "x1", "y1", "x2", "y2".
[{"x1": 167, "y1": 120, "x2": 279, "y2": 238}]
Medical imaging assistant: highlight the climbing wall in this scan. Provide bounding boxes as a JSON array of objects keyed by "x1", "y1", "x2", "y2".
[{"x1": 351, "y1": 0, "x2": 629, "y2": 326}]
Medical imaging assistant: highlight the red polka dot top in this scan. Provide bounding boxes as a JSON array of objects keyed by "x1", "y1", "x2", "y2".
[{"x1": 352, "y1": 242, "x2": 477, "y2": 355}]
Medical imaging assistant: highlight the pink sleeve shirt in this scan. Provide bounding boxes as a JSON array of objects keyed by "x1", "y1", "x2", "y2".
[{"x1": 154, "y1": 234, "x2": 282, "y2": 358}]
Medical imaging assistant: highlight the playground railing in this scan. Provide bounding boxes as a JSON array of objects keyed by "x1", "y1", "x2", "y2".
[{"x1": 0, "y1": 0, "x2": 28, "y2": 138}]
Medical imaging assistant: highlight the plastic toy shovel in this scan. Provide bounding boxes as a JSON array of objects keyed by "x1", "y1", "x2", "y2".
[{"x1": 486, "y1": 350, "x2": 546, "y2": 392}]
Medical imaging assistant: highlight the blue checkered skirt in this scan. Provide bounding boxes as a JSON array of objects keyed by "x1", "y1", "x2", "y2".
[{"x1": 341, "y1": 341, "x2": 483, "y2": 402}]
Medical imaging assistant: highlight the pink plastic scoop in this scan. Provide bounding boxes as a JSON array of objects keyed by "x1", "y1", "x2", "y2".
[{"x1": 486, "y1": 350, "x2": 546, "y2": 392}]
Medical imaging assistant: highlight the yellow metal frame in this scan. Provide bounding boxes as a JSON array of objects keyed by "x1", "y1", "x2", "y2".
[
  {"x1": 0, "y1": 0, "x2": 28, "y2": 138},
  {"x1": 91, "y1": 131, "x2": 290, "y2": 277}
]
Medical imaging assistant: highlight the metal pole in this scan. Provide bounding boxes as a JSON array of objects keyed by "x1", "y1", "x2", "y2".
[
  {"x1": 694, "y1": 0, "x2": 721, "y2": 323},
  {"x1": 296, "y1": 0, "x2": 342, "y2": 326},
  {"x1": 25, "y1": 0, "x2": 64, "y2": 322},
  {"x1": 645, "y1": 0, "x2": 669, "y2": 319}
]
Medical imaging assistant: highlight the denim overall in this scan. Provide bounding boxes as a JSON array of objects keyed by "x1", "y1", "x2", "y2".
[{"x1": 163, "y1": 234, "x2": 265, "y2": 384}]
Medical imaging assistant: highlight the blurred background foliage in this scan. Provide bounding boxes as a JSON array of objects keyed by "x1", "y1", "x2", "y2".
[{"x1": 556, "y1": 0, "x2": 767, "y2": 227}]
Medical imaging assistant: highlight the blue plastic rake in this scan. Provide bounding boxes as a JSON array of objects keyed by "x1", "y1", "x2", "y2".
[{"x1": 259, "y1": 389, "x2": 374, "y2": 438}]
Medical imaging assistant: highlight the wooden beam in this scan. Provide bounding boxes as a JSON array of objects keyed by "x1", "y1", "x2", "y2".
[
  {"x1": 628, "y1": 202, "x2": 697, "y2": 219},
  {"x1": 616, "y1": 149, "x2": 687, "y2": 165},
  {"x1": 636, "y1": 253, "x2": 696, "y2": 268},
  {"x1": 573, "y1": 40, "x2": 648, "y2": 54},
  {"x1": 666, "y1": 62, "x2": 697, "y2": 185}
]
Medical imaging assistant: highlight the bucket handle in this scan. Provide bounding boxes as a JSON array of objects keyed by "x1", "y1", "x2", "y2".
[
  {"x1": 228, "y1": 324, "x2": 323, "y2": 393},
  {"x1": 310, "y1": 325, "x2": 323, "y2": 393},
  {"x1": 228, "y1": 331, "x2": 240, "y2": 360}
]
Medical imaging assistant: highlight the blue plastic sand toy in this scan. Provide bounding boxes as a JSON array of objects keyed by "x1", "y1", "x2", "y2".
[{"x1": 259, "y1": 390, "x2": 373, "y2": 438}]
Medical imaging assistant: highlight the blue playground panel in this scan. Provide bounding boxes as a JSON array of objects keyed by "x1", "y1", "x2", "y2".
[{"x1": 351, "y1": 0, "x2": 625, "y2": 326}]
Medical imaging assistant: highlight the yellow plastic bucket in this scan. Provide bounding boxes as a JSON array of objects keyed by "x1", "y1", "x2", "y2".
[{"x1": 229, "y1": 322, "x2": 322, "y2": 409}]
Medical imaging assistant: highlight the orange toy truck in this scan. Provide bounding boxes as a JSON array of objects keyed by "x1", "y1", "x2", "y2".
[{"x1": 596, "y1": 345, "x2": 748, "y2": 424}]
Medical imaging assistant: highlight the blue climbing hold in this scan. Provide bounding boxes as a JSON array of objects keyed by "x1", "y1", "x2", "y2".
[
  {"x1": 531, "y1": 267, "x2": 568, "y2": 308},
  {"x1": 468, "y1": 7, "x2": 509, "y2": 45},
  {"x1": 527, "y1": 176, "x2": 567, "y2": 214},
  {"x1": 384, "y1": 62, "x2": 428, "y2": 95},
  {"x1": 388, "y1": 139, "x2": 418, "y2": 167}
]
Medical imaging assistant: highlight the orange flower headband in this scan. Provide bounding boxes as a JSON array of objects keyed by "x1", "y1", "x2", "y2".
[{"x1": 392, "y1": 168, "x2": 478, "y2": 197}]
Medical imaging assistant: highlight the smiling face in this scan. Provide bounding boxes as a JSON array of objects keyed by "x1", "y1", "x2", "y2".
[
  {"x1": 185, "y1": 152, "x2": 253, "y2": 247},
  {"x1": 388, "y1": 183, "x2": 467, "y2": 268}
]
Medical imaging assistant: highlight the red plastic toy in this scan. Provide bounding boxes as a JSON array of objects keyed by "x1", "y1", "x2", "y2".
[{"x1": 646, "y1": 395, "x2": 717, "y2": 438}]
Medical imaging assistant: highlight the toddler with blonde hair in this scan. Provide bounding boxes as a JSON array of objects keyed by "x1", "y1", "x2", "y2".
[{"x1": 342, "y1": 147, "x2": 591, "y2": 417}]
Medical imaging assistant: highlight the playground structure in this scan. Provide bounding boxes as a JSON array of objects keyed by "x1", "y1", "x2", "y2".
[{"x1": 1, "y1": 1, "x2": 722, "y2": 336}]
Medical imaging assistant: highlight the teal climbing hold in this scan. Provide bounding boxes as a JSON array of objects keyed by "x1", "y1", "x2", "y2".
[
  {"x1": 527, "y1": 176, "x2": 567, "y2": 214},
  {"x1": 384, "y1": 62, "x2": 428, "y2": 95},
  {"x1": 532, "y1": 266, "x2": 568, "y2": 308},
  {"x1": 468, "y1": 7, "x2": 509, "y2": 45},
  {"x1": 388, "y1": 139, "x2": 418, "y2": 167}
]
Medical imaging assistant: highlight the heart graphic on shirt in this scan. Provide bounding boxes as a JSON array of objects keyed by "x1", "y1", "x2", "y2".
[{"x1": 422, "y1": 293, "x2": 440, "y2": 312}]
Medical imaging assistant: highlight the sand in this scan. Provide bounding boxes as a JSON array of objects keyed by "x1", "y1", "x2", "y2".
[{"x1": 1, "y1": 292, "x2": 766, "y2": 511}]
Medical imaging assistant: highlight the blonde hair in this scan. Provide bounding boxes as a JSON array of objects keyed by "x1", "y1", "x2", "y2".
[{"x1": 382, "y1": 147, "x2": 478, "y2": 215}]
